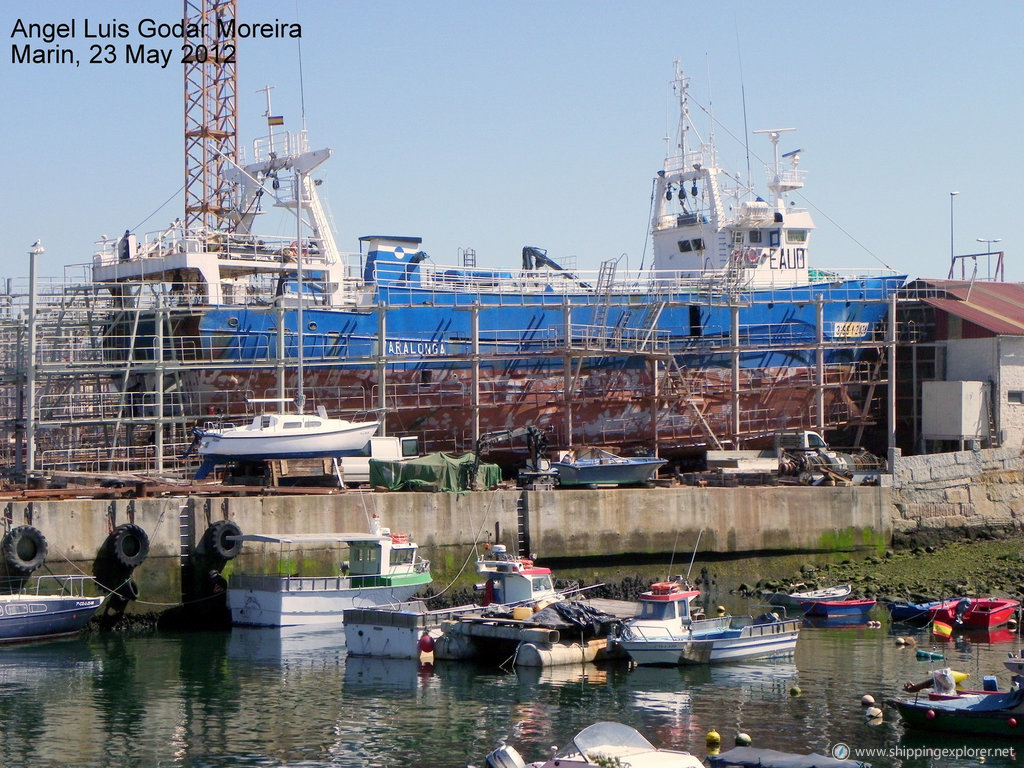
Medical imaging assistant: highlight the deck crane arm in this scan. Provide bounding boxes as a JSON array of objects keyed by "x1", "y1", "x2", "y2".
[{"x1": 471, "y1": 426, "x2": 550, "y2": 489}]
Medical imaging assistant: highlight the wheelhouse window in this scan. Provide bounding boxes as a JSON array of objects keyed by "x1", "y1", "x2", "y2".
[
  {"x1": 531, "y1": 575, "x2": 553, "y2": 592},
  {"x1": 1009, "y1": 391, "x2": 1024, "y2": 404},
  {"x1": 637, "y1": 600, "x2": 678, "y2": 620},
  {"x1": 786, "y1": 229, "x2": 808, "y2": 243},
  {"x1": 390, "y1": 547, "x2": 414, "y2": 566},
  {"x1": 677, "y1": 240, "x2": 693, "y2": 253},
  {"x1": 749, "y1": 230, "x2": 763, "y2": 244},
  {"x1": 733, "y1": 231, "x2": 744, "y2": 244}
]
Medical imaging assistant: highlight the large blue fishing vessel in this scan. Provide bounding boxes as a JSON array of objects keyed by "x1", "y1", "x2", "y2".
[{"x1": 89, "y1": 64, "x2": 903, "y2": 462}]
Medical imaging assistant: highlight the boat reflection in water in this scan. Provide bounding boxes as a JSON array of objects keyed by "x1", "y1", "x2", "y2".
[
  {"x1": 343, "y1": 655, "x2": 437, "y2": 694},
  {"x1": 226, "y1": 625, "x2": 345, "y2": 665}
]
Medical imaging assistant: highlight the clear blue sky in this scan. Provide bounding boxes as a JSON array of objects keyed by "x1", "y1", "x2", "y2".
[{"x1": 4, "y1": 0, "x2": 1022, "y2": 283}]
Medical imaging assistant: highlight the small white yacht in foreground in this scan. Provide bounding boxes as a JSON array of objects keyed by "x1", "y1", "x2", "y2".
[{"x1": 483, "y1": 721, "x2": 705, "y2": 768}]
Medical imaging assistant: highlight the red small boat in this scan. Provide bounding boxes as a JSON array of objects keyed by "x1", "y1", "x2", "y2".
[
  {"x1": 801, "y1": 598, "x2": 876, "y2": 618},
  {"x1": 927, "y1": 597, "x2": 1020, "y2": 629}
]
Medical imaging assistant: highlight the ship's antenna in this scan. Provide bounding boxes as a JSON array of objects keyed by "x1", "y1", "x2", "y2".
[
  {"x1": 672, "y1": 60, "x2": 688, "y2": 157},
  {"x1": 257, "y1": 84, "x2": 276, "y2": 153},
  {"x1": 705, "y1": 54, "x2": 715, "y2": 151},
  {"x1": 295, "y1": 0, "x2": 307, "y2": 129},
  {"x1": 735, "y1": 23, "x2": 752, "y2": 194}
]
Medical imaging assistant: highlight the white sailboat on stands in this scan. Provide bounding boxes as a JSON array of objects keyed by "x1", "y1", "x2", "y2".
[{"x1": 191, "y1": 94, "x2": 378, "y2": 480}]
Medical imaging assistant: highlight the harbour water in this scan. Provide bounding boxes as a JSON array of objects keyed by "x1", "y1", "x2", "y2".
[{"x1": 0, "y1": 612, "x2": 1020, "y2": 768}]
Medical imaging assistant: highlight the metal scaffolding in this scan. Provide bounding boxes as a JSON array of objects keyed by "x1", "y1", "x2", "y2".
[{"x1": 0, "y1": 267, "x2": 899, "y2": 482}]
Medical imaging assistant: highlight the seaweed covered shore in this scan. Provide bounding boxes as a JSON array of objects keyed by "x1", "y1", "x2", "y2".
[
  {"x1": 427, "y1": 535, "x2": 1024, "y2": 609},
  {"x1": 747, "y1": 536, "x2": 1024, "y2": 603}
]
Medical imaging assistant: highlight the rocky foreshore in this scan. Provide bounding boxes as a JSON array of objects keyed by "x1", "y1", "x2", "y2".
[{"x1": 747, "y1": 535, "x2": 1024, "y2": 604}]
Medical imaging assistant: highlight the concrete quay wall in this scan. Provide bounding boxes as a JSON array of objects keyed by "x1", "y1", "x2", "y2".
[
  {"x1": 11, "y1": 446, "x2": 1023, "y2": 606},
  {"x1": 6, "y1": 484, "x2": 891, "y2": 607},
  {"x1": 891, "y1": 446, "x2": 1024, "y2": 545}
]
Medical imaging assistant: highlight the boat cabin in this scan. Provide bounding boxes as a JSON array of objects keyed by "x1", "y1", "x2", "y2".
[
  {"x1": 475, "y1": 544, "x2": 558, "y2": 607},
  {"x1": 634, "y1": 582, "x2": 702, "y2": 626}
]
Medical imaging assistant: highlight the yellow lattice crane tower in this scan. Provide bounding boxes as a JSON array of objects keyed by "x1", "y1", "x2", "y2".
[{"x1": 183, "y1": 0, "x2": 238, "y2": 233}]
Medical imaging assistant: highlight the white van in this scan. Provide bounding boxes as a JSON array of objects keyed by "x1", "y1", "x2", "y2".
[{"x1": 340, "y1": 436, "x2": 420, "y2": 486}]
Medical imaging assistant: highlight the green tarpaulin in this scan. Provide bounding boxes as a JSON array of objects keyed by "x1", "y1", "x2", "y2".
[{"x1": 369, "y1": 452, "x2": 502, "y2": 492}]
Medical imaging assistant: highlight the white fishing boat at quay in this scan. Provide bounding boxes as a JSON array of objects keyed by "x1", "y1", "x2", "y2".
[{"x1": 226, "y1": 517, "x2": 432, "y2": 628}]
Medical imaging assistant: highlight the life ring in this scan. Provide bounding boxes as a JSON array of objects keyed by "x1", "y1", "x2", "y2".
[
  {"x1": 390, "y1": 532, "x2": 409, "y2": 545},
  {"x1": 746, "y1": 248, "x2": 760, "y2": 264},
  {"x1": 650, "y1": 581, "x2": 677, "y2": 595},
  {"x1": 520, "y1": 558, "x2": 533, "y2": 569},
  {"x1": 204, "y1": 520, "x2": 243, "y2": 560},
  {"x1": 109, "y1": 523, "x2": 150, "y2": 569},
  {"x1": 1, "y1": 526, "x2": 48, "y2": 575}
]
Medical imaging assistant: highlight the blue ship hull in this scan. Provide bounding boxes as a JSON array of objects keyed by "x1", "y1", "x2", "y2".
[{"x1": 198, "y1": 276, "x2": 902, "y2": 373}]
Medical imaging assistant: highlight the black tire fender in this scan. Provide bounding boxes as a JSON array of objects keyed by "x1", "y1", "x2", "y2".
[
  {"x1": 114, "y1": 577, "x2": 140, "y2": 601},
  {"x1": 1, "y1": 526, "x2": 48, "y2": 575},
  {"x1": 204, "y1": 520, "x2": 243, "y2": 560},
  {"x1": 110, "y1": 523, "x2": 150, "y2": 569}
]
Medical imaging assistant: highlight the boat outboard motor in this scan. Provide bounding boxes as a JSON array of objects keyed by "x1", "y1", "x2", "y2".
[{"x1": 484, "y1": 743, "x2": 527, "y2": 768}]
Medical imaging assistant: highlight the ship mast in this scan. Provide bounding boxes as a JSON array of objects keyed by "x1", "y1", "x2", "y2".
[{"x1": 183, "y1": 0, "x2": 238, "y2": 233}]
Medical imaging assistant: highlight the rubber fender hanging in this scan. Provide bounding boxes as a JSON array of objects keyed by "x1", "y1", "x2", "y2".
[
  {"x1": 114, "y1": 577, "x2": 140, "y2": 601},
  {"x1": 110, "y1": 523, "x2": 150, "y2": 569},
  {"x1": 1, "y1": 525, "x2": 48, "y2": 575},
  {"x1": 204, "y1": 520, "x2": 243, "y2": 560},
  {"x1": 2, "y1": 526, "x2": 47, "y2": 575}
]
